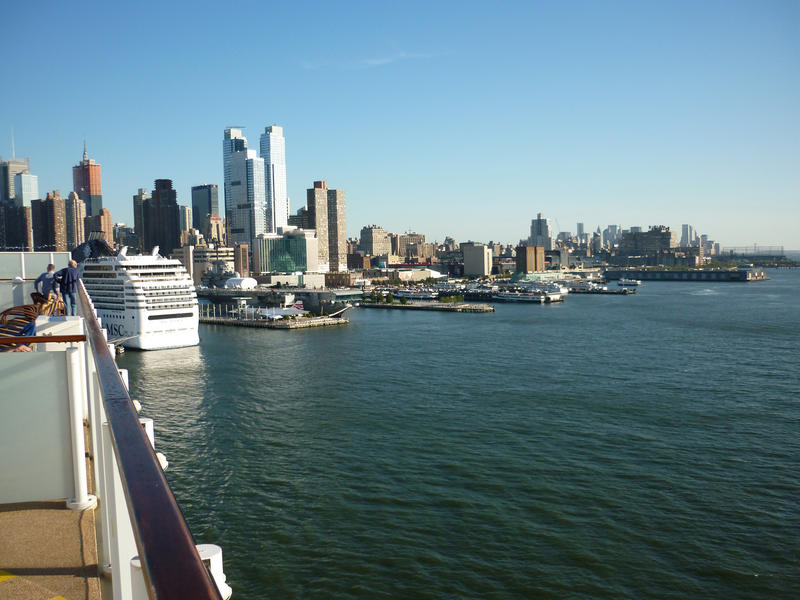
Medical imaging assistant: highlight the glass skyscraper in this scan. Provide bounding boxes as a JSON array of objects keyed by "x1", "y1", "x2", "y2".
[
  {"x1": 259, "y1": 125, "x2": 288, "y2": 233},
  {"x1": 227, "y1": 149, "x2": 266, "y2": 248}
]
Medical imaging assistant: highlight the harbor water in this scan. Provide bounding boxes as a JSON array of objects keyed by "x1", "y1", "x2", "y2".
[{"x1": 119, "y1": 270, "x2": 800, "y2": 599}]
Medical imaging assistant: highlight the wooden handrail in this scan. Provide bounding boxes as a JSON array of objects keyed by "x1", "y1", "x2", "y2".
[
  {"x1": 78, "y1": 282, "x2": 222, "y2": 599},
  {"x1": 0, "y1": 335, "x2": 87, "y2": 345}
]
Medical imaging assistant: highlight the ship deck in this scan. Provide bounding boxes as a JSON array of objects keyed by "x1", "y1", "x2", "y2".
[
  {"x1": 0, "y1": 425, "x2": 101, "y2": 600},
  {"x1": 0, "y1": 501, "x2": 101, "y2": 600}
]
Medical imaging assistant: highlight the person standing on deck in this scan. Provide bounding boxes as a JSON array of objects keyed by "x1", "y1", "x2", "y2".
[
  {"x1": 55, "y1": 260, "x2": 81, "y2": 316},
  {"x1": 34, "y1": 264, "x2": 58, "y2": 299}
]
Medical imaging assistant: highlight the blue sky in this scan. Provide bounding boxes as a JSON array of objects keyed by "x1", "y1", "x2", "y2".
[{"x1": 1, "y1": 0, "x2": 798, "y2": 248}]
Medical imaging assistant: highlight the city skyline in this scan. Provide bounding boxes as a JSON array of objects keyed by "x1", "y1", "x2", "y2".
[{"x1": 1, "y1": 1, "x2": 798, "y2": 248}]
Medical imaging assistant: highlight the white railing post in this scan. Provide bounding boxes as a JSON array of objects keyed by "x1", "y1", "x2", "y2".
[
  {"x1": 102, "y1": 422, "x2": 136, "y2": 600},
  {"x1": 66, "y1": 347, "x2": 98, "y2": 511},
  {"x1": 197, "y1": 544, "x2": 233, "y2": 600},
  {"x1": 129, "y1": 557, "x2": 149, "y2": 600}
]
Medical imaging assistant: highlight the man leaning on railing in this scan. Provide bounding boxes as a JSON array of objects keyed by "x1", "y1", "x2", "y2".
[{"x1": 55, "y1": 260, "x2": 81, "y2": 316}]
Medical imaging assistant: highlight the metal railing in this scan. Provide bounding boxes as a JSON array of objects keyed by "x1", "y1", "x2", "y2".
[{"x1": 78, "y1": 281, "x2": 224, "y2": 599}]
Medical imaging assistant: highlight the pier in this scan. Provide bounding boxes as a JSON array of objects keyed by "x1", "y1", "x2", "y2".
[
  {"x1": 360, "y1": 302, "x2": 495, "y2": 313},
  {"x1": 604, "y1": 269, "x2": 768, "y2": 282}
]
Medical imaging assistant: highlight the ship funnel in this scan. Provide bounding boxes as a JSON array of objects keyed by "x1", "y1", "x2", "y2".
[{"x1": 151, "y1": 246, "x2": 160, "y2": 257}]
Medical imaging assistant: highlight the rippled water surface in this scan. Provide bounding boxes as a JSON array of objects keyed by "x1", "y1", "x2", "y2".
[{"x1": 120, "y1": 271, "x2": 800, "y2": 599}]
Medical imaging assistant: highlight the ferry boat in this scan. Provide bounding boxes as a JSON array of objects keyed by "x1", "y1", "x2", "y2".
[
  {"x1": 618, "y1": 278, "x2": 642, "y2": 287},
  {"x1": 394, "y1": 288, "x2": 440, "y2": 300},
  {"x1": 80, "y1": 246, "x2": 199, "y2": 350},
  {"x1": 493, "y1": 291, "x2": 546, "y2": 303},
  {"x1": 493, "y1": 291, "x2": 564, "y2": 303}
]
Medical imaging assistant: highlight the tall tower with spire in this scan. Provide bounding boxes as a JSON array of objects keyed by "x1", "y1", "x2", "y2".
[{"x1": 72, "y1": 142, "x2": 103, "y2": 216}]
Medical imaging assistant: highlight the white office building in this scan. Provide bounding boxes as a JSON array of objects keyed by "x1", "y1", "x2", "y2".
[
  {"x1": 259, "y1": 125, "x2": 289, "y2": 233},
  {"x1": 13, "y1": 172, "x2": 38, "y2": 207},
  {"x1": 529, "y1": 212, "x2": 553, "y2": 250},
  {"x1": 227, "y1": 149, "x2": 266, "y2": 248},
  {"x1": 223, "y1": 128, "x2": 247, "y2": 230}
]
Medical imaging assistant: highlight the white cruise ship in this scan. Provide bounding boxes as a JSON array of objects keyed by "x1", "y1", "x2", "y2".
[{"x1": 80, "y1": 246, "x2": 199, "y2": 350}]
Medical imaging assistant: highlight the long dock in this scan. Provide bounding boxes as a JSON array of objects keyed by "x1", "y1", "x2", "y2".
[
  {"x1": 359, "y1": 302, "x2": 494, "y2": 313},
  {"x1": 200, "y1": 316, "x2": 349, "y2": 329},
  {"x1": 604, "y1": 268, "x2": 768, "y2": 282}
]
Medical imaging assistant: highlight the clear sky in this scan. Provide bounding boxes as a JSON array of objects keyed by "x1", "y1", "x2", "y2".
[{"x1": 1, "y1": 0, "x2": 798, "y2": 248}]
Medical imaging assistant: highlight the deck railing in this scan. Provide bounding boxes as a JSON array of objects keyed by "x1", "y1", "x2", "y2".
[{"x1": 77, "y1": 280, "x2": 227, "y2": 599}]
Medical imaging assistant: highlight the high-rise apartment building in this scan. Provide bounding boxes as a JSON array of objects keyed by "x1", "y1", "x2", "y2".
[
  {"x1": 13, "y1": 172, "x2": 39, "y2": 207},
  {"x1": 0, "y1": 157, "x2": 30, "y2": 204},
  {"x1": 306, "y1": 181, "x2": 346, "y2": 272},
  {"x1": 515, "y1": 245, "x2": 546, "y2": 273},
  {"x1": 191, "y1": 184, "x2": 218, "y2": 237},
  {"x1": 143, "y1": 180, "x2": 180, "y2": 255},
  {"x1": 72, "y1": 145, "x2": 103, "y2": 216},
  {"x1": 84, "y1": 208, "x2": 114, "y2": 244},
  {"x1": 132, "y1": 188, "x2": 150, "y2": 252},
  {"x1": 179, "y1": 205, "x2": 192, "y2": 232},
  {"x1": 31, "y1": 192, "x2": 67, "y2": 251},
  {"x1": 359, "y1": 225, "x2": 390, "y2": 256},
  {"x1": 619, "y1": 226, "x2": 676, "y2": 255},
  {"x1": 529, "y1": 213, "x2": 553, "y2": 250},
  {"x1": 259, "y1": 125, "x2": 288, "y2": 233},
  {"x1": 462, "y1": 242, "x2": 493, "y2": 277},
  {"x1": 65, "y1": 191, "x2": 86, "y2": 249}
]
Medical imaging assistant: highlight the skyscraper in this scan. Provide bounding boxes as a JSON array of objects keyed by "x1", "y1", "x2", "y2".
[
  {"x1": 529, "y1": 213, "x2": 553, "y2": 250},
  {"x1": 259, "y1": 125, "x2": 288, "y2": 233},
  {"x1": 0, "y1": 205, "x2": 32, "y2": 251},
  {"x1": 72, "y1": 144, "x2": 103, "y2": 216},
  {"x1": 306, "y1": 180, "x2": 346, "y2": 272},
  {"x1": 179, "y1": 205, "x2": 192, "y2": 232},
  {"x1": 191, "y1": 184, "x2": 218, "y2": 237},
  {"x1": 132, "y1": 188, "x2": 150, "y2": 252},
  {"x1": 65, "y1": 191, "x2": 86, "y2": 250},
  {"x1": 13, "y1": 172, "x2": 39, "y2": 207},
  {"x1": 680, "y1": 224, "x2": 696, "y2": 247},
  {"x1": 223, "y1": 128, "x2": 247, "y2": 227},
  {"x1": 31, "y1": 192, "x2": 67, "y2": 251},
  {"x1": 143, "y1": 180, "x2": 180, "y2": 255},
  {"x1": 0, "y1": 157, "x2": 30, "y2": 204},
  {"x1": 227, "y1": 149, "x2": 266, "y2": 250}
]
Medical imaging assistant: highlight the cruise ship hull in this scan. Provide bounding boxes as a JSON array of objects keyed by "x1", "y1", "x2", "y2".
[
  {"x1": 98, "y1": 309, "x2": 199, "y2": 350},
  {"x1": 82, "y1": 249, "x2": 200, "y2": 351}
]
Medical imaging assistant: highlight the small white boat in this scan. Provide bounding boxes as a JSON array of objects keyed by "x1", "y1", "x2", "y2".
[{"x1": 618, "y1": 278, "x2": 641, "y2": 287}]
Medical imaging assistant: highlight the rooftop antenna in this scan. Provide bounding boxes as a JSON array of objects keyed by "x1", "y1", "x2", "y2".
[{"x1": 83, "y1": 138, "x2": 88, "y2": 160}]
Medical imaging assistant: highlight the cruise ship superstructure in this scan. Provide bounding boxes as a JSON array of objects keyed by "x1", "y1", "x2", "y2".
[{"x1": 81, "y1": 246, "x2": 199, "y2": 350}]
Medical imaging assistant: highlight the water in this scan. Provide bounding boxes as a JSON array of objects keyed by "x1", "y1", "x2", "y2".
[{"x1": 120, "y1": 271, "x2": 800, "y2": 599}]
